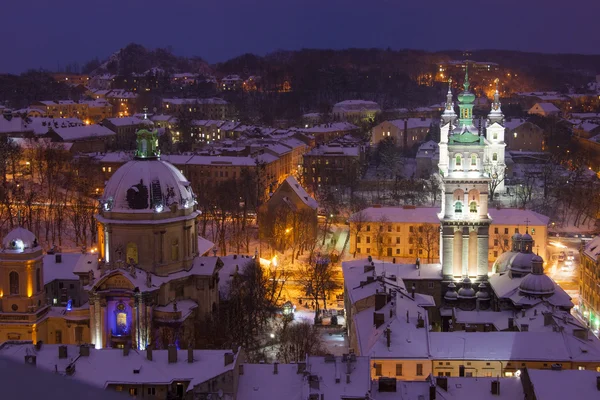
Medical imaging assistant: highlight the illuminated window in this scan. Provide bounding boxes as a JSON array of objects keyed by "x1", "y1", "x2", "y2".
[
  {"x1": 493, "y1": 132, "x2": 497, "y2": 140},
  {"x1": 126, "y1": 243, "x2": 138, "y2": 264},
  {"x1": 102, "y1": 167, "x2": 106, "y2": 172},
  {"x1": 455, "y1": 155, "x2": 462, "y2": 167},
  {"x1": 504, "y1": 372, "x2": 514, "y2": 377},
  {"x1": 492, "y1": 153, "x2": 498, "y2": 161},
  {"x1": 108, "y1": 167, "x2": 112, "y2": 172},
  {"x1": 514, "y1": 132, "x2": 517, "y2": 138},
  {"x1": 9, "y1": 271, "x2": 19, "y2": 295},
  {"x1": 471, "y1": 154, "x2": 477, "y2": 166}
]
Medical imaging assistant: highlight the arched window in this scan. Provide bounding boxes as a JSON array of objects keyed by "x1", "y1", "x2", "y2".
[
  {"x1": 126, "y1": 242, "x2": 138, "y2": 265},
  {"x1": 493, "y1": 132, "x2": 498, "y2": 140},
  {"x1": 470, "y1": 201, "x2": 477, "y2": 213},
  {"x1": 36, "y1": 268, "x2": 41, "y2": 292},
  {"x1": 171, "y1": 239, "x2": 179, "y2": 261},
  {"x1": 455, "y1": 154, "x2": 462, "y2": 167},
  {"x1": 455, "y1": 201, "x2": 463, "y2": 213},
  {"x1": 471, "y1": 154, "x2": 477, "y2": 166},
  {"x1": 9, "y1": 271, "x2": 19, "y2": 295},
  {"x1": 492, "y1": 153, "x2": 498, "y2": 161}
]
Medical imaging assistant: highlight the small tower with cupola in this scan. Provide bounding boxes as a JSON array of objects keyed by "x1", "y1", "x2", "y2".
[{"x1": 484, "y1": 78, "x2": 507, "y2": 195}]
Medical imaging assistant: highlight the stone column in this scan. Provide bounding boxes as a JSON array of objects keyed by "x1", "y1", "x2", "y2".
[
  {"x1": 453, "y1": 229, "x2": 463, "y2": 277},
  {"x1": 462, "y1": 229, "x2": 469, "y2": 277},
  {"x1": 442, "y1": 227, "x2": 453, "y2": 278},
  {"x1": 105, "y1": 226, "x2": 112, "y2": 263},
  {"x1": 89, "y1": 300, "x2": 96, "y2": 347},
  {"x1": 477, "y1": 231, "x2": 489, "y2": 278},
  {"x1": 100, "y1": 300, "x2": 108, "y2": 349},
  {"x1": 468, "y1": 230, "x2": 478, "y2": 277}
]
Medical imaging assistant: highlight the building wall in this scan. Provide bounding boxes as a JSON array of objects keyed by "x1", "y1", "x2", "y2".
[
  {"x1": 371, "y1": 358, "x2": 431, "y2": 381},
  {"x1": 371, "y1": 121, "x2": 430, "y2": 149},
  {"x1": 349, "y1": 220, "x2": 547, "y2": 266},
  {"x1": 580, "y1": 249, "x2": 600, "y2": 332},
  {"x1": 505, "y1": 122, "x2": 545, "y2": 152}
]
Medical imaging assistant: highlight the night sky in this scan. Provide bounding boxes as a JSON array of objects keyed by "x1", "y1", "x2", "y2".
[{"x1": 2, "y1": 0, "x2": 599, "y2": 74}]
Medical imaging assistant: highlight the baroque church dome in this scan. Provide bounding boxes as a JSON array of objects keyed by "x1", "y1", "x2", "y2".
[
  {"x1": 2, "y1": 226, "x2": 38, "y2": 251},
  {"x1": 102, "y1": 160, "x2": 195, "y2": 213},
  {"x1": 101, "y1": 122, "x2": 195, "y2": 214}
]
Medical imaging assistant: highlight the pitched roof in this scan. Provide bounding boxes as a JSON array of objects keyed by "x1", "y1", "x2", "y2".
[{"x1": 283, "y1": 176, "x2": 318, "y2": 209}]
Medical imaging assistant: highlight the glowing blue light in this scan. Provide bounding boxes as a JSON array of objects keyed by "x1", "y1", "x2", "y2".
[{"x1": 66, "y1": 298, "x2": 73, "y2": 311}]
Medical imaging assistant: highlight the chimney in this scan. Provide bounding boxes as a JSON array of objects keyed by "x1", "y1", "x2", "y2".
[
  {"x1": 297, "y1": 362, "x2": 306, "y2": 374},
  {"x1": 491, "y1": 380, "x2": 500, "y2": 395},
  {"x1": 123, "y1": 342, "x2": 130, "y2": 356},
  {"x1": 429, "y1": 384, "x2": 437, "y2": 400},
  {"x1": 385, "y1": 327, "x2": 391, "y2": 348},
  {"x1": 374, "y1": 312, "x2": 385, "y2": 328},
  {"x1": 375, "y1": 293, "x2": 387, "y2": 311},
  {"x1": 79, "y1": 344, "x2": 90, "y2": 357},
  {"x1": 55, "y1": 254, "x2": 62, "y2": 263},
  {"x1": 58, "y1": 345, "x2": 68, "y2": 359},
  {"x1": 146, "y1": 345, "x2": 153, "y2": 361},
  {"x1": 188, "y1": 346, "x2": 194, "y2": 363},
  {"x1": 508, "y1": 318, "x2": 514, "y2": 330},
  {"x1": 521, "y1": 324, "x2": 529, "y2": 332},
  {"x1": 168, "y1": 344, "x2": 177, "y2": 363},
  {"x1": 35, "y1": 341, "x2": 43, "y2": 351},
  {"x1": 273, "y1": 362, "x2": 279, "y2": 375},
  {"x1": 239, "y1": 364, "x2": 244, "y2": 375},
  {"x1": 224, "y1": 352, "x2": 235, "y2": 366},
  {"x1": 543, "y1": 312, "x2": 553, "y2": 326},
  {"x1": 411, "y1": 284, "x2": 416, "y2": 299},
  {"x1": 24, "y1": 355, "x2": 37, "y2": 366}
]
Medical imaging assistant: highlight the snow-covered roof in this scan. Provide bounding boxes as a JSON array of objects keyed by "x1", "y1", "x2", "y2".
[
  {"x1": 525, "y1": 369, "x2": 600, "y2": 399},
  {"x1": 453, "y1": 309, "x2": 514, "y2": 331},
  {"x1": 0, "y1": 116, "x2": 32, "y2": 134},
  {"x1": 43, "y1": 253, "x2": 82, "y2": 284},
  {"x1": 197, "y1": 236, "x2": 214, "y2": 256},
  {"x1": 0, "y1": 356, "x2": 125, "y2": 400},
  {"x1": 355, "y1": 292, "x2": 430, "y2": 359},
  {"x1": 488, "y1": 208, "x2": 549, "y2": 226},
  {"x1": 1, "y1": 226, "x2": 39, "y2": 252},
  {"x1": 237, "y1": 363, "x2": 303, "y2": 400},
  {"x1": 306, "y1": 355, "x2": 371, "y2": 399},
  {"x1": 488, "y1": 272, "x2": 572, "y2": 308},
  {"x1": 283, "y1": 176, "x2": 318, "y2": 209},
  {"x1": 27, "y1": 117, "x2": 84, "y2": 135},
  {"x1": 301, "y1": 122, "x2": 358, "y2": 133},
  {"x1": 304, "y1": 144, "x2": 360, "y2": 157},
  {"x1": 387, "y1": 118, "x2": 432, "y2": 130},
  {"x1": 52, "y1": 125, "x2": 115, "y2": 141},
  {"x1": 103, "y1": 117, "x2": 142, "y2": 126},
  {"x1": 351, "y1": 206, "x2": 440, "y2": 224},
  {"x1": 96, "y1": 151, "x2": 133, "y2": 163},
  {"x1": 529, "y1": 103, "x2": 560, "y2": 113},
  {"x1": 503, "y1": 118, "x2": 528, "y2": 130},
  {"x1": 429, "y1": 330, "x2": 600, "y2": 362},
  {"x1": 334, "y1": 100, "x2": 381, "y2": 111},
  {"x1": 583, "y1": 236, "x2": 600, "y2": 262},
  {"x1": 163, "y1": 97, "x2": 228, "y2": 105},
  {"x1": 0, "y1": 343, "x2": 239, "y2": 392}
]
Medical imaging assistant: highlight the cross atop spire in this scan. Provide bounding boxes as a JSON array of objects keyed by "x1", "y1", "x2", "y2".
[
  {"x1": 524, "y1": 218, "x2": 531, "y2": 232},
  {"x1": 143, "y1": 106, "x2": 149, "y2": 120},
  {"x1": 463, "y1": 65, "x2": 470, "y2": 92},
  {"x1": 448, "y1": 77, "x2": 453, "y2": 93}
]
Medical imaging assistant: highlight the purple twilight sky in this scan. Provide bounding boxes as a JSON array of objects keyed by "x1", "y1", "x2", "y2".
[{"x1": 1, "y1": 0, "x2": 599, "y2": 74}]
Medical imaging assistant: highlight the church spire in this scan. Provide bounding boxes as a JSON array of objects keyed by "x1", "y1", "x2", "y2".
[
  {"x1": 488, "y1": 78, "x2": 504, "y2": 123},
  {"x1": 441, "y1": 77, "x2": 457, "y2": 124},
  {"x1": 463, "y1": 65, "x2": 470, "y2": 92}
]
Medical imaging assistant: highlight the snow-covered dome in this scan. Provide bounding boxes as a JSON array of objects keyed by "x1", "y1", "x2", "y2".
[
  {"x1": 457, "y1": 277, "x2": 476, "y2": 299},
  {"x1": 508, "y1": 252, "x2": 539, "y2": 275},
  {"x1": 101, "y1": 159, "x2": 195, "y2": 213},
  {"x1": 493, "y1": 251, "x2": 517, "y2": 274},
  {"x1": 521, "y1": 232, "x2": 533, "y2": 242},
  {"x1": 519, "y1": 256, "x2": 554, "y2": 297},
  {"x1": 2, "y1": 227, "x2": 39, "y2": 251},
  {"x1": 476, "y1": 282, "x2": 490, "y2": 300},
  {"x1": 444, "y1": 282, "x2": 458, "y2": 301}
]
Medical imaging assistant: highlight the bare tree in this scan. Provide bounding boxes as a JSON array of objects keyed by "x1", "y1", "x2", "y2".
[
  {"x1": 410, "y1": 223, "x2": 439, "y2": 262},
  {"x1": 276, "y1": 320, "x2": 326, "y2": 363},
  {"x1": 296, "y1": 257, "x2": 340, "y2": 319},
  {"x1": 483, "y1": 158, "x2": 506, "y2": 203},
  {"x1": 349, "y1": 209, "x2": 368, "y2": 258}
]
